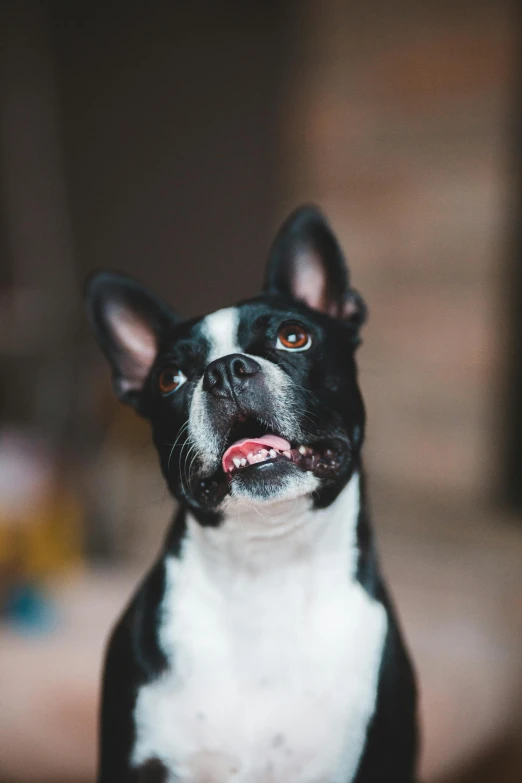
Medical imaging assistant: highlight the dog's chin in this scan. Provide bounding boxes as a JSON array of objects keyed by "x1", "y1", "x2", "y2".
[
  {"x1": 181, "y1": 436, "x2": 351, "y2": 512},
  {"x1": 227, "y1": 459, "x2": 319, "y2": 505}
]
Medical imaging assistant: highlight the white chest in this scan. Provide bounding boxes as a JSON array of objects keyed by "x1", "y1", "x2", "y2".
[{"x1": 132, "y1": 477, "x2": 387, "y2": 783}]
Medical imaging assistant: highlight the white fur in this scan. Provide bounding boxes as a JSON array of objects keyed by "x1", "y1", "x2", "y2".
[
  {"x1": 188, "y1": 308, "x2": 241, "y2": 467},
  {"x1": 132, "y1": 474, "x2": 387, "y2": 782},
  {"x1": 204, "y1": 307, "x2": 241, "y2": 362}
]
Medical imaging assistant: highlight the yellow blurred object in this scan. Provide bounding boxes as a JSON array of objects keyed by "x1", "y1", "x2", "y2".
[
  {"x1": 0, "y1": 426, "x2": 85, "y2": 587},
  {"x1": 27, "y1": 486, "x2": 83, "y2": 577},
  {"x1": 0, "y1": 483, "x2": 84, "y2": 581}
]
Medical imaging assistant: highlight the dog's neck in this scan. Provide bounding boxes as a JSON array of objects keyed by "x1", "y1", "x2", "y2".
[{"x1": 183, "y1": 472, "x2": 361, "y2": 584}]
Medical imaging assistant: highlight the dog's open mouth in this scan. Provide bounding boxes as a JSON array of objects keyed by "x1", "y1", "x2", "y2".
[
  {"x1": 221, "y1": 424, "x2": 343, "y2": 479},
  {"x1": 193, "y1": 417, "x2": 349, "y2": 509}
]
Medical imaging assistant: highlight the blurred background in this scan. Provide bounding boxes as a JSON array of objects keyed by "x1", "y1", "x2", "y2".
[{"x1": 0, "y1": 1, "x2": 521, "y2": 781}]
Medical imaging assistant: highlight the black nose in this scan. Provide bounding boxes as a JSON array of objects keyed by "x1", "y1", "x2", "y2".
[{"x1": 203, "y1": 353, "x2": 261, "y2": 400}]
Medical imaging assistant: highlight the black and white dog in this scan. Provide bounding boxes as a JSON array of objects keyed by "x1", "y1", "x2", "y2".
[{"x1": 86, "y1": 206, "x2": 418, "y2": 783}]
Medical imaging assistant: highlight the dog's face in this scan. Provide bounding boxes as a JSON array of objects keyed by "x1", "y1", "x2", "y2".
[{"x1": 86, "y1": 206, "x2": 367, "y2": 522}]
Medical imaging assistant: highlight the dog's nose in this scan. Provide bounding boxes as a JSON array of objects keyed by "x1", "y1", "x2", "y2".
[{"x1": 203, "y1": 354, "x2": 261, "y2": 400}]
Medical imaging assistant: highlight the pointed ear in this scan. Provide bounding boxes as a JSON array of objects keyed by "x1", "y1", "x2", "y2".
[
  {"x1": 264, "y1": 205, "x2": 367, "y2": 329},
  {"x1": 84, "y1": 271, "x2": 178, "y2": 411}
]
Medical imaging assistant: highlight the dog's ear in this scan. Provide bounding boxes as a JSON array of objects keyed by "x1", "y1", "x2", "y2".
[
  {"x1": 264, "y1": 205, "x2": 366, "y2": 329},
  {"x1": 85, "y1": 271, "x2": 178, "y2": 411}
]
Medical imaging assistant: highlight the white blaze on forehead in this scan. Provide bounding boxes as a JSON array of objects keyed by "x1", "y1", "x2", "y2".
[{"x1": 202, "y1": 307, "x2": 240, "y2": 362}]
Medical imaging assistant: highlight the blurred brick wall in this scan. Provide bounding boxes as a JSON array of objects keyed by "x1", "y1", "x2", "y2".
[{"x1": 281, "y1": 0, "x2": 516, "y2": 511}]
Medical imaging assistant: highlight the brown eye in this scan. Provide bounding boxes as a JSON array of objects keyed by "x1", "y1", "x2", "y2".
[
  {"x1": 159, "y1": 368, "x2": 187, "y2": 395},
  {"x1": 276, "y1": 324, "x2": 312, "y2": 352}
]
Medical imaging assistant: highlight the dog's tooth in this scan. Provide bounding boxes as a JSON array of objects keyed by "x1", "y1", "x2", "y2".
[
  {"x1": 233, "y1": 457, "x2": 241, "y2": 468},
  {"x1": 298, "y1": 445, "x2": 307, "y2": 455},
  {"x1": 259, "y1": 449, "x2": 268, "y2": 457},
  {"x1": 240, "y1": 458, "x2": 247, "y2": 467},
  {"x1": 247, "y1": 452, "x2": 257, "y2": 464},
  {"x1": 269, "y1": 449, "x2": 277, "y2": 458},
  {"x1": 283, "y1": 450, "x2": 292, "y2": 459}
]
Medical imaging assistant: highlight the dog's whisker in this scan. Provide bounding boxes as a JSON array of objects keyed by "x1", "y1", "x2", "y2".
[
  {"x1": 183, "y1": 443, "x2": 199, "y2": 492},
  {"x1": 179, "y1": 438, "x2": 196, "y2": 501},
  {"x1": 167, "y1": 420, "x2": 191, "y2": 476}
]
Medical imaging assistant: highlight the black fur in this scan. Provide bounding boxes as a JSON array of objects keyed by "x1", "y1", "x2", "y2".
[{"x1": 86, "y1": 205, "x2": 418, "y2": 782}]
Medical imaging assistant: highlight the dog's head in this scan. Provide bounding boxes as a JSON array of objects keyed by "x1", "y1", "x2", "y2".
[{"x1": 85, "y1": 206, "x2": 367, "y2": 522}]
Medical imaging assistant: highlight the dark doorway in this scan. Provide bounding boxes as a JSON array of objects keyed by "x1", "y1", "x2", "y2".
[{"x1": 49, "y1": 0, "x2": 291, "y2": 317}]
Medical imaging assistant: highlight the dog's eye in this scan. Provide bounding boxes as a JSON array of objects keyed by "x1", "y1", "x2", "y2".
[
  {"x1": 159, "y1": 368, "x2": 187, "y2": 395},
  {"x1": 276, "y1": 324, "x2": 312, "y2": 352}
]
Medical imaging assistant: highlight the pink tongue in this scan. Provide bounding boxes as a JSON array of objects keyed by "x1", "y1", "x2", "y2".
[{"x1": 222, "y1": 435, "x2": 291, "y2": 473}]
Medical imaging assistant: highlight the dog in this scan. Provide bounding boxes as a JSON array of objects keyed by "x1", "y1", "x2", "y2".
[{"x1": 85, "y1": 205, "x2": 418, "y2": 783}]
